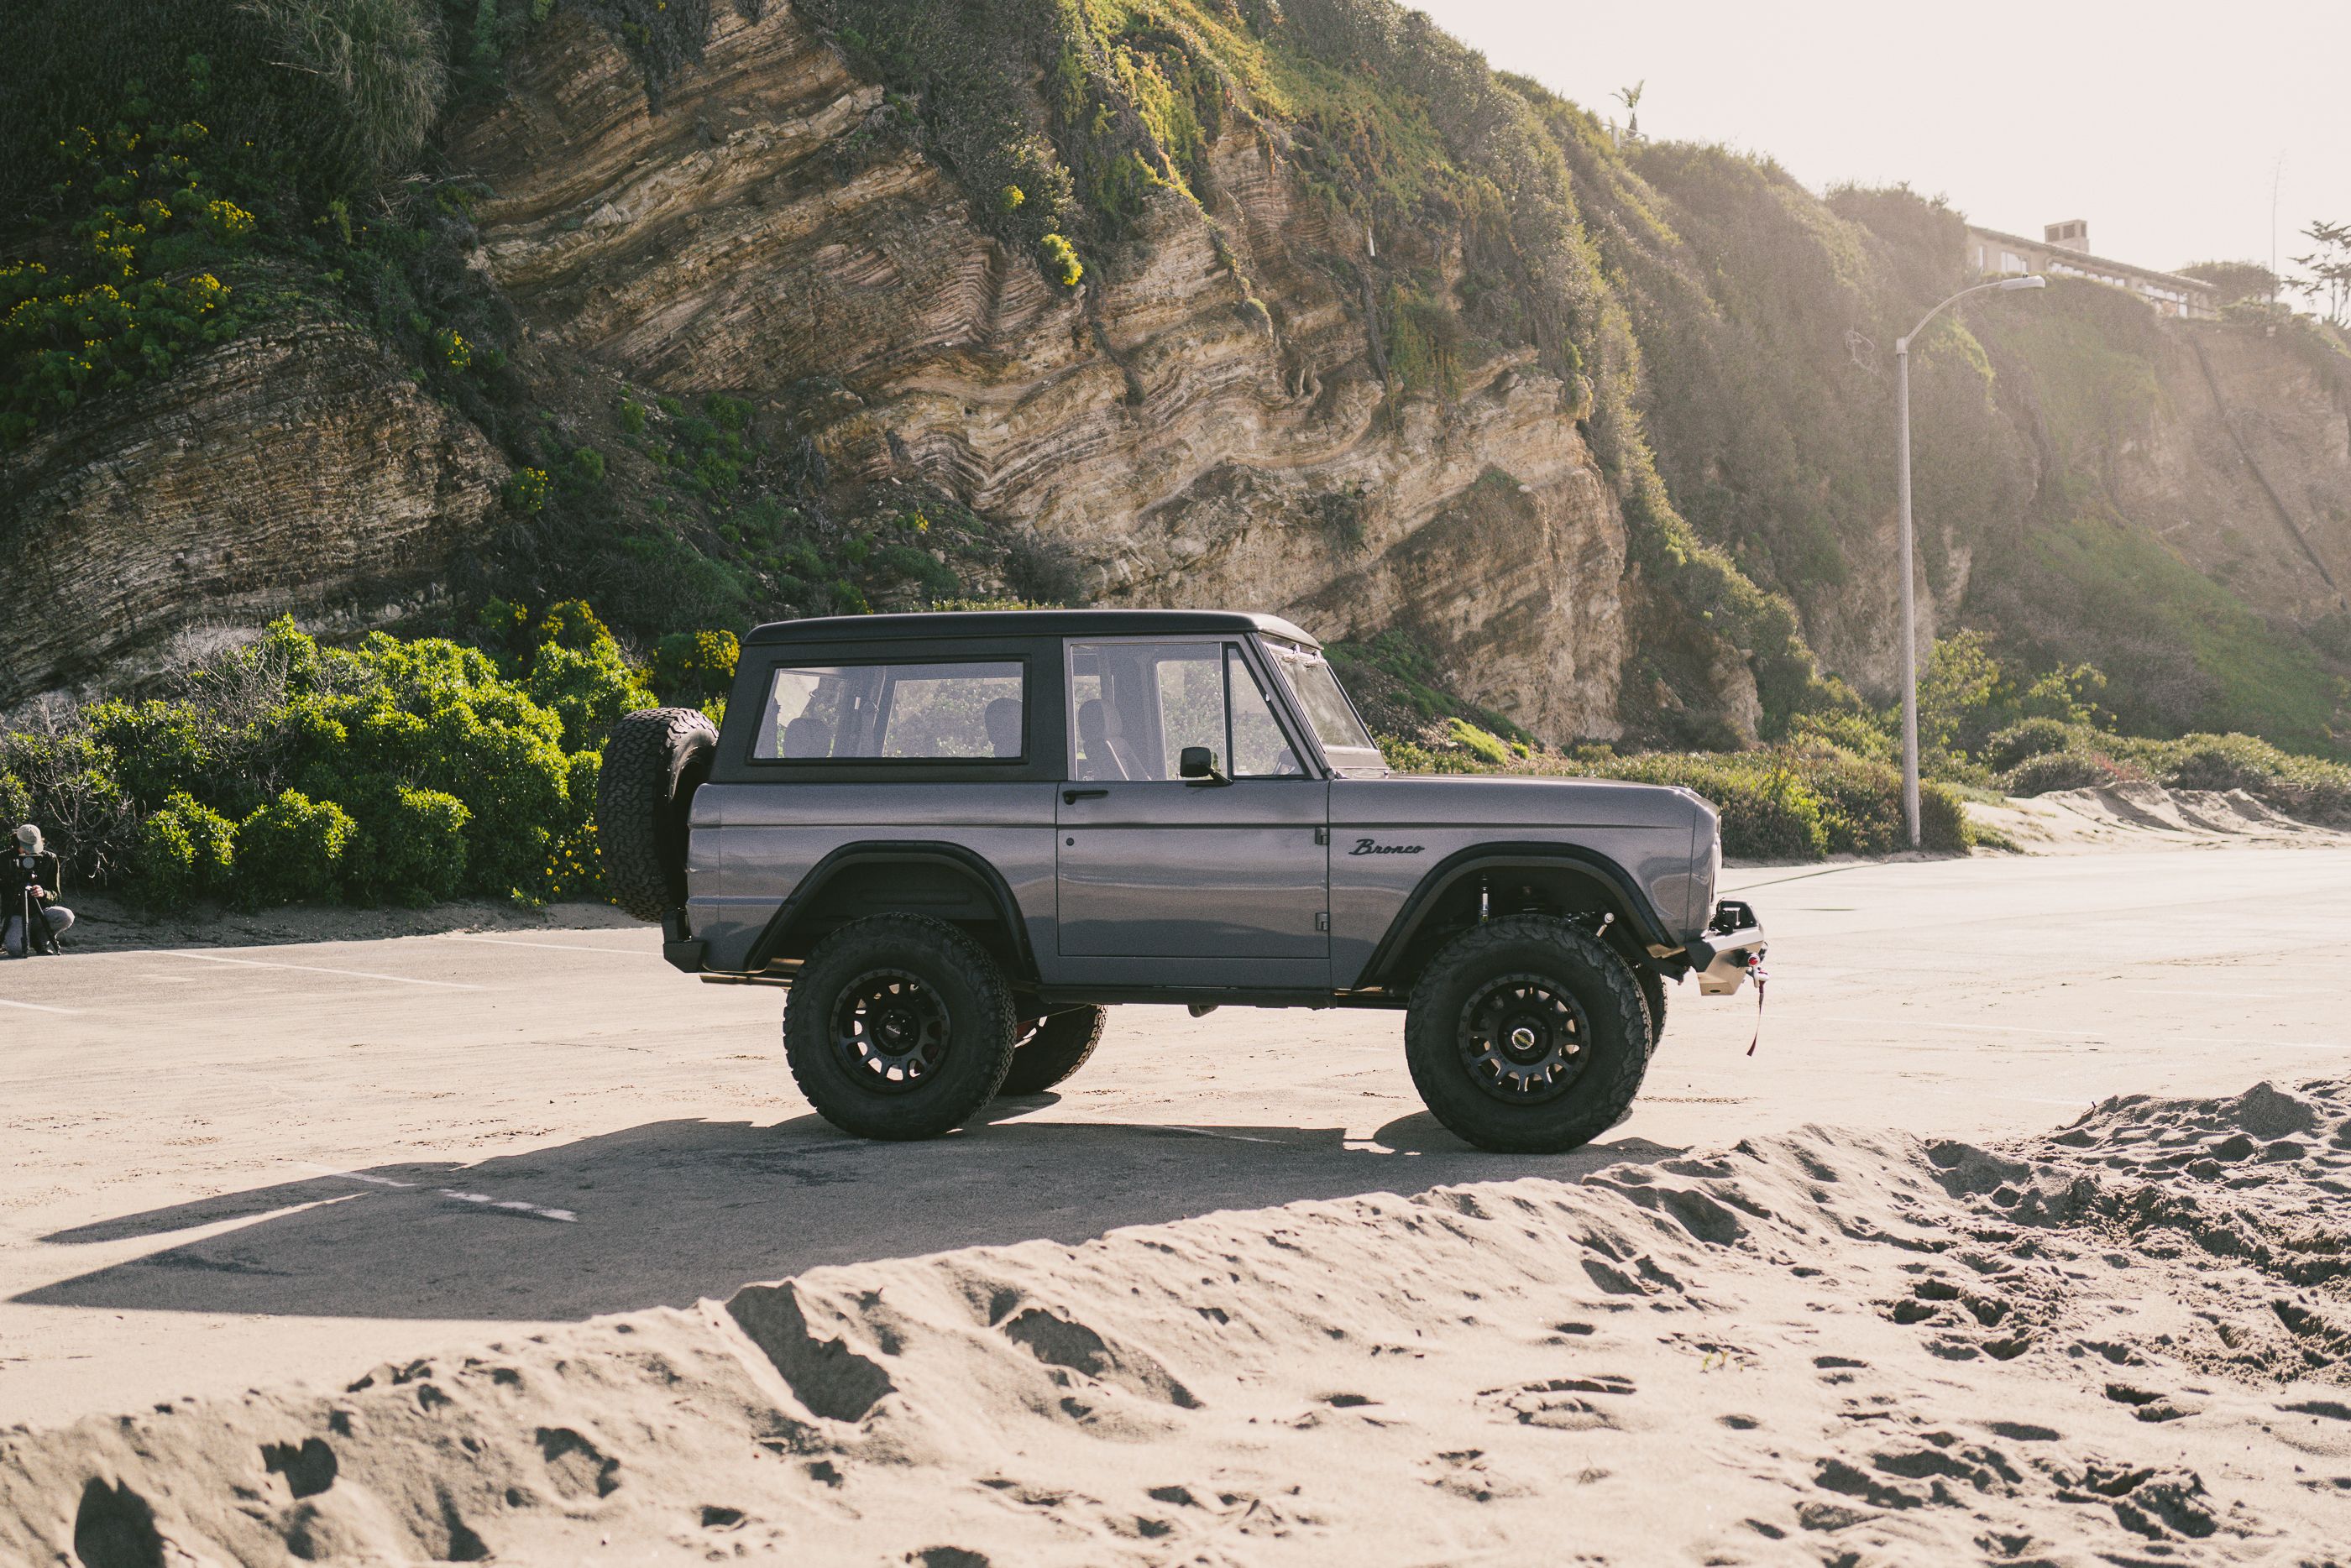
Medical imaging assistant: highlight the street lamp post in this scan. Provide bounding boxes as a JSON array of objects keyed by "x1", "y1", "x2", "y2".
[{"x1": 1894, "y1": 273, "x2": 2046, "y2": 848}]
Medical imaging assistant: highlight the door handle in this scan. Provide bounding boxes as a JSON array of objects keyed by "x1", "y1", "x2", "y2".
[{"x1": 1063, "y1": 787, "x2": 1109, "y2": 803}]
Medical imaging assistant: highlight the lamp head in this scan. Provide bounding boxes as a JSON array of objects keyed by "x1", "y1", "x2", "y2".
[{"x1": 1999, "y1": 275, "x2": 2049, "y2": 290}]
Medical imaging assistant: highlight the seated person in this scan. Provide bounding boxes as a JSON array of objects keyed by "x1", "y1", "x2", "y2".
[
  {"x1": 782, "y1": 713, "x2": 831, "y2": 759},
  {"x1": 983, "y1": 697, "x2": 1023, "y2": 760},
  {"x1": 1075, "y1": 698, "x2": 1127, "y2": 780},
  {"x1": 3, "y1": 823, "x2": 73, "y2": 958}
]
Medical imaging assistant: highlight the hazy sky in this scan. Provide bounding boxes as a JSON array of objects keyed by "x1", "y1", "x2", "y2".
[{"x1": 1412, "y1": 0, "x2": 2350, "y2": 288}]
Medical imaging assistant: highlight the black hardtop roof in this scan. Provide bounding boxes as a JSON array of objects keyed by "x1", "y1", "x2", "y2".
[{"x1": 744, "y1": 609, "x2": 1321, "y2": 649}]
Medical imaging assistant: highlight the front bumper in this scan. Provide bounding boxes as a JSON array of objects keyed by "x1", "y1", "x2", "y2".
[{"x1": 1683, "y1": 898, "x2": 1766, "y2": 996}]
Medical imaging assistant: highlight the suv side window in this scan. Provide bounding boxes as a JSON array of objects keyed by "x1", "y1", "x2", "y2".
[
  {"x1": 1067, "y1": 640, "x2": 1306, "y2": 781},
  {"x1": 755, "y1": 661, "x2": 1025, "y2": 760},
  {"x1": 1228, "y1": 645, "x2": 1301, "y2": 777}
]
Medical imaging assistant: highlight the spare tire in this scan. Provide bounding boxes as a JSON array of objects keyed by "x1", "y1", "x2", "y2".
[{"x1": 597, "y1": 708, "x2": 717, "y2": 921}]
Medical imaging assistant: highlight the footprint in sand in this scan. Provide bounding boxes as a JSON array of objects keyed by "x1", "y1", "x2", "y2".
[
  {"x1": 1421, "y1": 1449, "x2": 1534, "y2": 1503},
  {"x1": 1478, "y1": 1374, "x2": 1636, "y2": 1431},
  {"x1": 534, "y1": 1426, "x2": 620, "y2": 1500},
  {"x1": 260, "y1": 1436, "x2": 338, "y2": 1499}
]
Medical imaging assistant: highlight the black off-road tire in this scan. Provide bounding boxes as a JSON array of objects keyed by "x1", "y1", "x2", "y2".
[
  {"x1": 1626, "y1": 957, "x2": 1668, "y2": 1053},
  {"x1": 997, "y1": 1006, "x2": 1107, "y2": 1095},
  {"x1": 783, "y1": 914, "x2": 1017, "y2": 1140},
  {"x1": 1405, "y1": 914, "x2": 1652, "y2": 1154},
  {"x1": 597, "y1": 708, "x2": 717, "y2": 922}
]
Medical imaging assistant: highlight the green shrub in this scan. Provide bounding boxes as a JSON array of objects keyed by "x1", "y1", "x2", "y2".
[
  {"x1": 652, "y1": 629, "x2": 741, "y2": 704},
  {"x1": 1039, "y1": 233, "x2": 1083, "y2": 288},
  {"x1": 2003, "y1": 749, "x2": 2137, "y2": 796},
  {"x1": 1794, "y1": 749, "x2": 1907, "y2": 856},
  {"x1": 1787, "y1": 709, "x2": 1896, "y2": 765},
  {"x1": 504, "y1": 468, "x2": 551, "y2": 513},
  {"x1": 8, "y1": 610, "x2": 631, "y2": 907},
  {"x1": 1983, "y1": 717, "x2": 2078, "y2": 774},
  {"x1": 1594, "y1": 753, "x2": 1829, "y2": 860},
  {"x1": 364, "y1": 785, "x2": 470, "y2": 906},
  {"x1": 1918, "y1": 782, "x2": 1972, "y2": 853},
  {"x1": 1382, "y1": 732, "x2": 1969, "y2": 858},
  {"x1": 524, "y1": 637, "x2": 657, "y2": 750},
  {"x1": 2160, "y1": 733, "x2": 2281, "y2": 794},
  {"x1": 543, "y1": 750, "x2": 606, "y2": 900},
  {"x1": 261, "y1": 622, "x2": 573, "y2": 896},
  {"x1": 134, "y1": 792, "x2": 236, "y2": 911},
  {"x1": 1375, "y1": 734, "x2": 1489, "y2": 776},
  {"x1": 876, "y1": 541, "x2": 959, "y2": 598},
  {"x1": 236, "y1": 789, "x2": 355, "y2": 906},
  {"x1": 233, "y1": 0, "x2": 448, "y2": 191},
  {"x1": 4, "y1": 3, "x2": 458, "y2": 442},
  {"x1": 81, "y1": 699, "x2": 231, "y2": 812},
  {"x1": 1445, "y1": 718, "x2": 1511, "y2": 766}
]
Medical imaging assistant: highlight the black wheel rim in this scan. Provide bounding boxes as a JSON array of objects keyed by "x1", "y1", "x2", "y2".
[
  {"x1": 1457, "y1": 973, "x2": 1591, "y2": 1105},
  {"x1": 832, "y1": 969, "x2": 950, "y2": 1094}
]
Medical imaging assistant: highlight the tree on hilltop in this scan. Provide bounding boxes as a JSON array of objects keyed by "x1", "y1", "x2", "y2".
[
  {"x1": 2181, "y1": 259, "x2": 2279, "y2": 305},
  {"x1": 2292, "y1": 220, "x2": 2351, "y2": 325}
]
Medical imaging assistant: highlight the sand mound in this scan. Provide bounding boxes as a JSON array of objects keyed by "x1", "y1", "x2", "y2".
[
  {"x1": 1970, "y1": 781, "x2": 2351, "y2": 854},
  {"x1": 6, "y1": 1085, "x2": 2348, "y2": 1565}
]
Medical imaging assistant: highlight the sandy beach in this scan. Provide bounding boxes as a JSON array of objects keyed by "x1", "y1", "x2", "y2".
[{"x1": 3, "y1": 843, "x2": 2348, "y2": 1563}]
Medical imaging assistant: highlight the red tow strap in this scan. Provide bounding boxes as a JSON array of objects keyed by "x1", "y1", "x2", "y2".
[{"x1": 1745, "y1": 958, "x2": 1768, "y2": 1057}]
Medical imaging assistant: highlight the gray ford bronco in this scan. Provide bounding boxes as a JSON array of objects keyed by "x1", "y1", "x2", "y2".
[{"x1": 597, "y1": 609, "x2": 1764, "y2": 1153}]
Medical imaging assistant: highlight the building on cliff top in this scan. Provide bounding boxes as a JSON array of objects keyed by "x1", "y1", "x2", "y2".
[{"x1": 1966, "y1": 219, "x2": 2219, "y2": 320}]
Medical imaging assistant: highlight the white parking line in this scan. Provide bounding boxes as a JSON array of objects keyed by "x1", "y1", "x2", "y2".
[
  {"x1": 1720, "y1": 864, "x2": 1877, "y2": 894},
  {"x1": 1166, "y1": 1125, "x2": 1290, "y2": 1145},
  {"x1": 297, "y1": 1163, "x2": 577, "y2": 1222},
  {"x1": 164, "y1": 951, "x2": 481, "y2": 990},
  {"x1": 442, "y1": 935, "x2": 650, "y2": 955},
  {"x1": 0, "y1": 996, "x2": 78, "y2": 1015}
]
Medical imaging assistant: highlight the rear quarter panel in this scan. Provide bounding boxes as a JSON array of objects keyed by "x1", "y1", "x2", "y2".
[{"x1": 686, "y1": 782, "x2": 1058, "y2": 972}]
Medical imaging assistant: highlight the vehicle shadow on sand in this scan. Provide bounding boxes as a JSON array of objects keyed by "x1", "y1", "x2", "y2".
[{"x1": 19, "y1": 1105, "x2": 1680, "y2": 1324}]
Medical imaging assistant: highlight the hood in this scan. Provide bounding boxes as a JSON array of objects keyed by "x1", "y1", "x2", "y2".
[{"x1": 1334, "y1": 772, "x2": 1709, "y2": 833}]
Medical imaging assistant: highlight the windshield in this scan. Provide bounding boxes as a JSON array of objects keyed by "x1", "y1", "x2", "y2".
[{"x1": 1265, "y1": 643, "x2": 1383, "y2": 769}]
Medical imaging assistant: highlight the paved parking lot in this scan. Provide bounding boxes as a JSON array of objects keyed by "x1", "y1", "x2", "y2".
[{"x1": 5, "y1": 845, "x2": 2348, "y2": 1430}]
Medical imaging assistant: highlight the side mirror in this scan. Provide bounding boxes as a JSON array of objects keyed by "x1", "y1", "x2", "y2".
[{"x1": 1178, "y1": 745, "x2": 1228, "y2": 784}]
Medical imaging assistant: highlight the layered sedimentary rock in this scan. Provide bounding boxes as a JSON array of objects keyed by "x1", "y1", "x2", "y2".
[
  {"x1": 451, "y1": 6, "x2": 1631, "y2": 739},
  {"x1": 5, "y1": 0, "x2": 2343, "y2": 741},
  {"x1": 0, "y1": 319, "x2": 506, "y2": 707}
]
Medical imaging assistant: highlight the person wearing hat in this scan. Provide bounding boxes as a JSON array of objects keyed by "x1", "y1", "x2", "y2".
[{"x1": 3, "y1": 823, "x2": 72, "y2": 957}]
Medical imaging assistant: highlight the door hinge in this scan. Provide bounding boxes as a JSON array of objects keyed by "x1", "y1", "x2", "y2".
[
  {"x1": 1315, "y1": 911, "x2": 1330, "y2": 932},
  {"x1": 1314, "y1": 826, "x2": 1329, "y2": 845}
]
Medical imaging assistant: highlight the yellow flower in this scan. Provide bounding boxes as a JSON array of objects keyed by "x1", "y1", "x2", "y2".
[{"x1": 205, "y1": 200, "x2": 255, "y2": 239}]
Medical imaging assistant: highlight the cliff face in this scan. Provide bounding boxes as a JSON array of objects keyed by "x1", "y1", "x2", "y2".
[
  {"x1": 448, "y1": 6, "x2": 1630, "y2": 739},
  {"x1": 3, "y1": 0, "x2": 2345, "y2": 755},
  {"x1": 0, "y1": 318, "x2": 506, "y2": 706},
  {"x1": 1552, "y1": 130, "x2": 2350, "y2": 746},
  {"x1": 2100, "y1": 321, "x2": 2350, "y2": 615}
]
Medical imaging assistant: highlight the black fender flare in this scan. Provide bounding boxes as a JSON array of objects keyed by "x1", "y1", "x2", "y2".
[
  {"x1": 1353, "y1": 842, "x2": 1684, "y2": 990},
  {"x1": 743, "y1": 841, "x2": 1040, "y2": 982}
]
